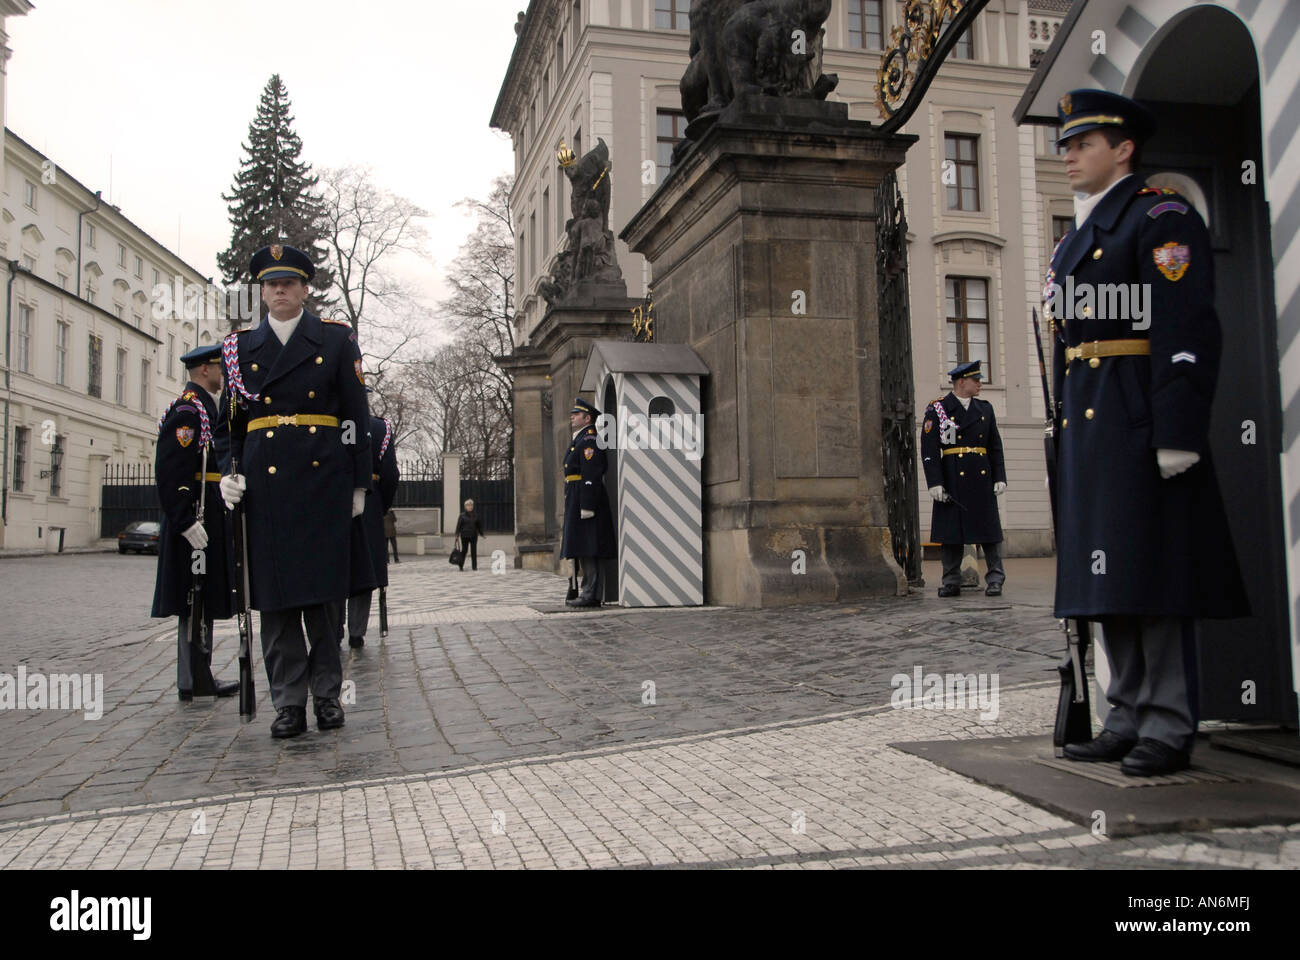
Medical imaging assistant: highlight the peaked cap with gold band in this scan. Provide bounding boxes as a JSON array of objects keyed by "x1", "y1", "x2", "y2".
[
  {"x1": 250, "y1": 243, "x2": 315, "y2": 283},
  {"x1": 1055, "y1": 89, "x2": 1155, "y2": 146}
]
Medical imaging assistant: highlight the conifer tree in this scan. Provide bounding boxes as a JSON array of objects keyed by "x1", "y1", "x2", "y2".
[{"x1": 218, "y1": 75, "x2": 334, "y2": 313}]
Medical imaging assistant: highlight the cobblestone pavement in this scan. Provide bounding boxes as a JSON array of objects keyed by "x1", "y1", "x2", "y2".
[
  {"x1": 2, "y1": 683, "x2": 1297, "y2": 869},
  {"x1": 1, "y1": 553, "x2": 1296, "y2": 868}
]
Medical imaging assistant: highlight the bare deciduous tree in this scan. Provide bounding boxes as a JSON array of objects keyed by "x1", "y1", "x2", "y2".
[{"x1": 438, "y1": 174, "x2": 517, "y2": 463}]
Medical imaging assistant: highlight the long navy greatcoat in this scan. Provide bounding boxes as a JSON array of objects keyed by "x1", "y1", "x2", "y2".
[
  {"x1": 151, "y1": 382, "x2": 233, "y2": 620},
  {"x1": 920, "y1": 392, "x2": 1006, "y2": 545},
  {"x1": 560, "y1": 425, "x2": 615, "y2": 559},
  {"x1": 1048, "y1": 174, "x2": 1247, "y2": 619},
  {"x1": 357, "y1": 416, "x2": 398, "y2": 591},
  {"x1": 223, "y1": 312, "x2": 371, "y2": 612}
]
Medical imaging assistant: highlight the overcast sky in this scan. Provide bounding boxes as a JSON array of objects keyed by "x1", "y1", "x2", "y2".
[{"x1": 6, "y1": 0, "x2": 525, "y2": 310}]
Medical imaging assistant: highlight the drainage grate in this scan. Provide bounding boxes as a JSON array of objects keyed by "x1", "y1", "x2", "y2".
[{"x1": 1034, "y1": 756, "x2": 1248, "y2": 788}]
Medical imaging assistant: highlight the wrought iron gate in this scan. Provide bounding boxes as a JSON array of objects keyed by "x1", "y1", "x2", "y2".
[{"x1": 876, "y1": 171, "x2": 923, "y2": 585}]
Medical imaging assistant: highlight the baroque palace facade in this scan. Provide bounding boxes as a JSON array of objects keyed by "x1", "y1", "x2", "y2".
[
  {"x1": 1, "y1": 1, "x2": 219, "y2": 549},
  {"x1": 493, "y1": 0, "x2": 1076, "y2": 554}
]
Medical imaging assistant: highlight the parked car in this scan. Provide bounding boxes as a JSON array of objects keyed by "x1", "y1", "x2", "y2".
[{"x1": 118, "y1": 520, "x2": 161, "y2": 554}]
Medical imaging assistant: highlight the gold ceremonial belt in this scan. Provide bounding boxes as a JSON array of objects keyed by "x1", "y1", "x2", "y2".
[
  {"x1": 194, "y1": 472, "x2": 222, "y2": 482},
  {"x1": 1065, "y1": 339, "x2": 1151, "y2": 363},
  {"x1": 247, "y1": 414, "x2": 340, "y2": 432},
  {"x1": 565, "y1": 474, "x2": 582, "y2": 482},
  {"x1": 942, "y1": 447, "x2": 987, "y2": 457}
]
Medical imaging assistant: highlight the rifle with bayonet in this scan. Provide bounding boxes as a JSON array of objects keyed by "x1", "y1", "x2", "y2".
[
  {"x1": 1033, "y1": 308, "x2": 1092, "y2": 755},
  {"x1": 186, "y1": 441, "x2": 218, "y2": 696}
]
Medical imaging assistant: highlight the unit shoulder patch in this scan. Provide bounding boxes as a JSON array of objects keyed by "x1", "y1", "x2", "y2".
[
  {"x1": 584, "y1": 447, "x2": 594, "y2": 460},
  {"x1": 924, "y1": 419, "x2": 934, "y2": 433},
  {"x1": 1153, "y1": 241, "x2": 1191, "y2": 282},
  {"x1": 176, "y1": 426, "x2": 195, "y2": 448}
]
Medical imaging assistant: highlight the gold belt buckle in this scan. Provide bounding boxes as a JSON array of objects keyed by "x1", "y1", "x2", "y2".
[{"x1": 276, "y1": 414, "x2": 298, "y2": 427}]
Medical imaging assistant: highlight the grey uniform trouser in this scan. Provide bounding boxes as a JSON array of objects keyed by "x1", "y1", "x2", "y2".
[
  {"x1": 331, "y1": 593, "x2": 374, "y2": 642},
  {"x1": 176, "y1": 616, "x2": 216, "y2": 693},
  {"x1": 940, "y1": 542, "x2": 1005, "y2": 589},
  {"x1": 260, "y1": 604, "x2": 343, "y2": 710},
  {"x1": 1097, "y1": 615, "x2": 1198, "y2": 754}
]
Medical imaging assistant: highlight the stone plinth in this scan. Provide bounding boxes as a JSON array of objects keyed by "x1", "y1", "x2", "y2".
[
  {"x1": 526, "y1": 294, "x2": 636, "y2": 572},
  {"x1": 621, "y1": 95, "x2": 914, "y2": 607}
]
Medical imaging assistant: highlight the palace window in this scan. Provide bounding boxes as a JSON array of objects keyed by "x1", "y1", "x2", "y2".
[
  {"x1": 945, "y1": 277, "x2": 990, "y2": 380},
  {"x1": 55, "y1": 321, "x2": 68, "y2": 385},
  {"x1": 655, "y1": 0, "x2": 689, "y2": 30},
  {"x1": 12, "y1": 426, "x2": 28, "y2": 493},
  {"x1": 16, "y1": 304, "x2": 32, "y2": 373},
  {"x1": 944, "y1": 134, "x2": 980, "y2": 211},
  {"x1": 116, "y1": 347, "x2": 127, "y2": 405},
  {"x1": 656, "y1": 110, "x2": 687, "y2": 184},
  {"x1": 88, "y1": 334, "x2": 103, "y2": 398},
  {"x1": 848, "y1": 1, "x2": 883, "y2": 49}
]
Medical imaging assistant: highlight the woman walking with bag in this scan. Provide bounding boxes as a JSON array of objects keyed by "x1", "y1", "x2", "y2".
[{"x1": 454, "y1": 499, "x2": 483, "y2": 571}]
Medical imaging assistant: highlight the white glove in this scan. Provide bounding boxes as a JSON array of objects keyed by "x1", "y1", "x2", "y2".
[
  {"x1": 928, "y1": 485, "x2": 950, "y2": 503},
  {"x1": 352, "y1": 489, "x2": 366, "y2": 518},
  {"x1": 993, "y1": 481, "x2": 1007, "y2": 496},
  {"x1": 181, "y1": 521, "x2": 209, "y2": 550},
  {"x1": 580, "y1": 509, "x2": 595, "y2": 519},
  {"x1": 1156, "y1": 448, "x2": 1200, "y2": 479},
  {"x1": 220, "y1": 474, "x2": 246, "y2": 510}
]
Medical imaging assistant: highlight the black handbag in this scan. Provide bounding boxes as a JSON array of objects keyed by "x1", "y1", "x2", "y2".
[{"x1": 449, "y1": 538, "x2": 465, "y2": 566}]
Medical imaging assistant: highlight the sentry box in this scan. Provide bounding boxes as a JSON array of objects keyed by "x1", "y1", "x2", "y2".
[{"x1": 581, "y1": 342, "x2": 709, "y2": 607}]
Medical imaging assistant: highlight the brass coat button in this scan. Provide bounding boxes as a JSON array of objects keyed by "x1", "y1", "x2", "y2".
[
  {"x1": 266, "y1": 430, "x2": 274, "y2": 439},
  {"x1": 264, "y1": 396, "x2": 272, "y2": 404},
  {"x1": 959, "y1": 471, "x2": 965, "y2": 477},
  {"x1": 309, "y1": 426, "x2": 317, "y2": 434},
  {"x1": 1062, "y1": 418, "x2": 1069, "y2": 427},
  {"x1": 312, "y1": 461, "x2": 320, "y2": 468},
  {"x1": 981, "y1": 469, "x2": 987, "y2": 475},
  {"x1": 1090, "y1": 357, "x2": 1101, "y2": 368},
  {"x1": 1092, "y1": 248, "x2": 1103, "y2": 260},
  {"x1": 1085, "y1": 408, "x2": 1095, "y2": 419},
  {"x1": 268, "y1": 466, "x2": 277, "y2": 475},
  {"x1": 251, "y1": 363, "x2": 259, "y2": 371},
  {"x1": 308, "y1": 390, "x2": 316, "y2": 399},
  {"x1": 316, "y1": 356, "x2": 323, "y2": 365}
]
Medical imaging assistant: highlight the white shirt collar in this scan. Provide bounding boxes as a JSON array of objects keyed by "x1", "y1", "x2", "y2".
[
  {"x1": 267, "y1": 309, "x2": 304, "y2": 345},
  {"x1": 955, "y1": 394, "x2": 972, "y2": 410},
  {"x1": 1073, "y1": 173, "x2": 1133, "y2": 229}
]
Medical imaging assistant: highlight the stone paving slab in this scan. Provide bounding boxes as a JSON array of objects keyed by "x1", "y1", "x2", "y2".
[
  {"x1": 2, "y1": 683, "x2": 1296, "y2": 869},
  {"x1": 0, "y1": 557, "x2": 1067, "y2": 822}
]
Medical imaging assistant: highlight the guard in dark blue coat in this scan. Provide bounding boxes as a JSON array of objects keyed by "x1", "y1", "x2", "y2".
[
  {"x1": 920, "y1": 360, "x2": 1008, "y2": 597},
  {"x1": 218, "y1": 244, "x2": 372, "y2": 739},
  {"x1": 339, "y1": 413, "x2": 398, "y2": 647},
  {"x1": 1046, "y1": 90, "x2": 1247, "y2": 776},
  {"x1": 151, "y1": 345, "x2": 239, "y2": 701},
  {"x1": 561, "y1": 397, "x2": 615, "y2": 607}
]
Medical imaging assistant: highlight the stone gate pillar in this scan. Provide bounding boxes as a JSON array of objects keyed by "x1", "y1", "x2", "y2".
[{"x1": 622, "y1": 96, "x2": 914, "y2": 606}]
